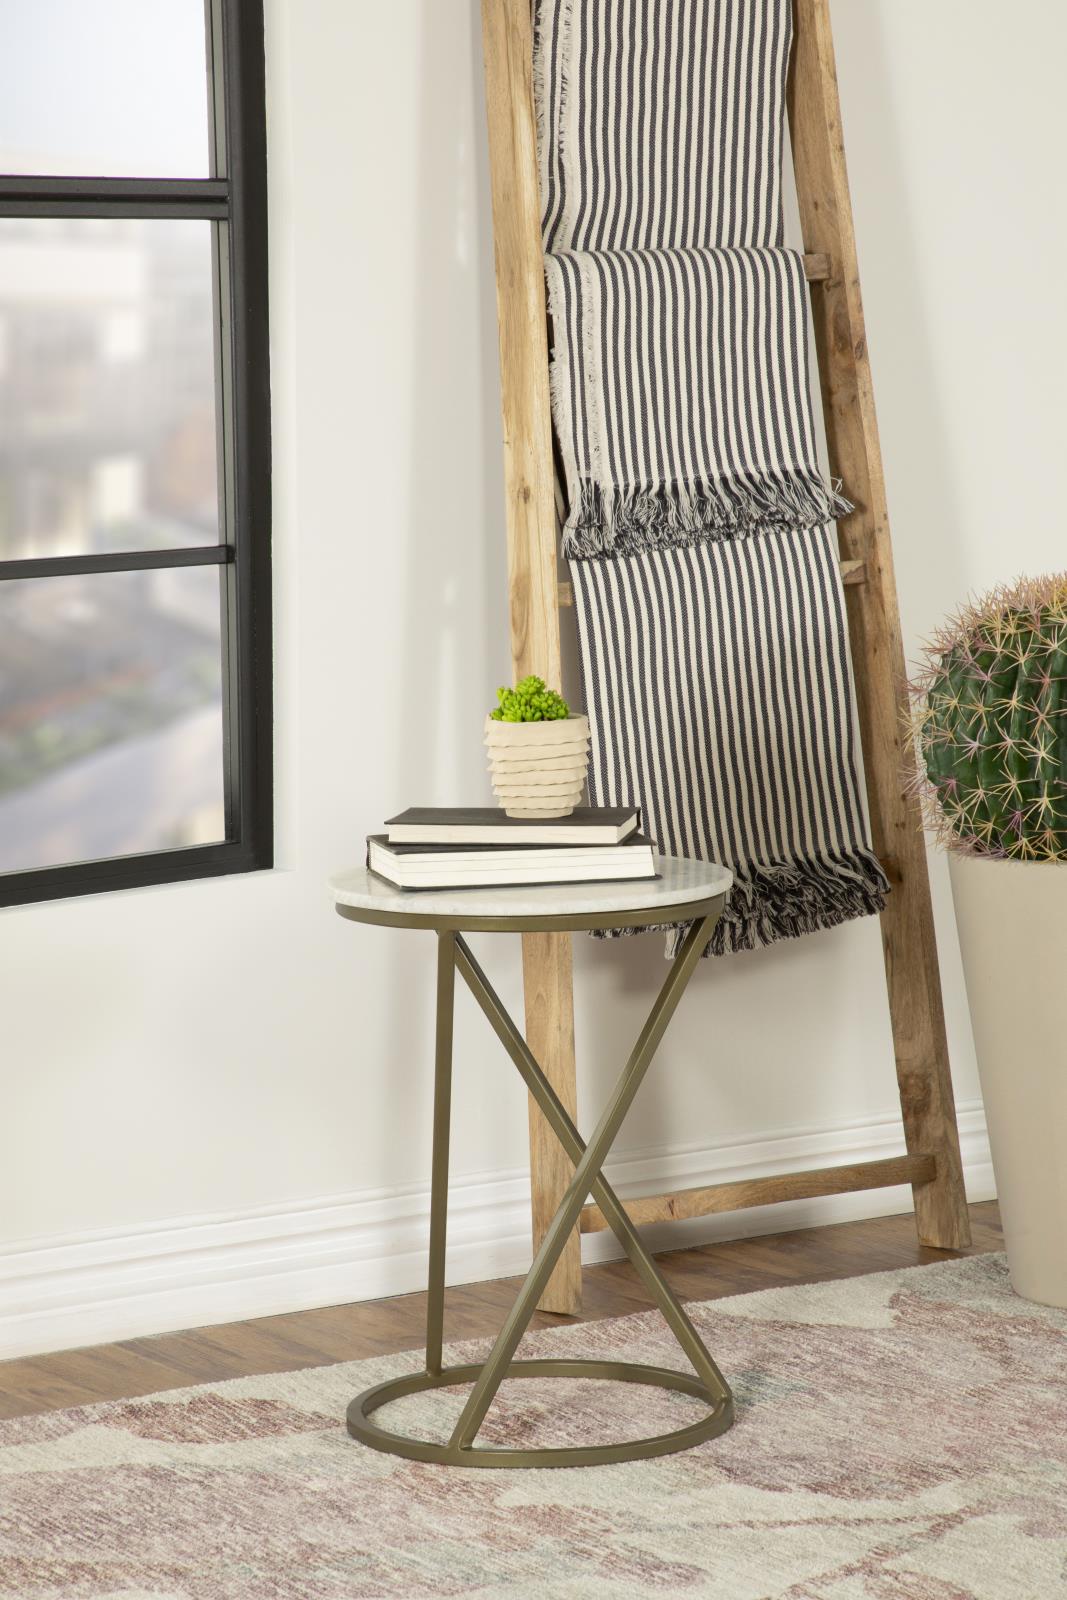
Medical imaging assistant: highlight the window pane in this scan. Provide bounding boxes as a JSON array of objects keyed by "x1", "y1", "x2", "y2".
[
  {"x1": 0, "y1": 0, "x2": 210, "y2": 178},
  {"x1": 0, "y1": 218, "x2": 221, "y2": 561},
  {"x1": 0, "y1": 566, "x2": 226, "y2": 875}
]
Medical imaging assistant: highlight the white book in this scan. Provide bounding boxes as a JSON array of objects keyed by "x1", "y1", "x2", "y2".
[{"x1": 367, "y1": 834, "x2": 656, "y2": 891}]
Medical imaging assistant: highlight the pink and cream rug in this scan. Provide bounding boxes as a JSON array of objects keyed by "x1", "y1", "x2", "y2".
[{"x1": 1, "y1": 1254, "x2": 1065, "y2": 1599}]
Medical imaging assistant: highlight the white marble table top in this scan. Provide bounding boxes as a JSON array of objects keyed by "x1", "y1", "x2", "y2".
[{"x1": 330, "y1": 854, "x2": 732, "y2": 930}]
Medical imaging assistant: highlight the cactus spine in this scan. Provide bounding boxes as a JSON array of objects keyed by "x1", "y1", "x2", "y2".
[{"x1": 910, "y1": 576, "x2": 1067, "y2": 862}]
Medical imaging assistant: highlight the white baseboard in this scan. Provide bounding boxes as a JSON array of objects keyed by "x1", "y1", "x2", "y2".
[{"x1": 0, "y1": 1101, "x2": 993, "y2": 1361}]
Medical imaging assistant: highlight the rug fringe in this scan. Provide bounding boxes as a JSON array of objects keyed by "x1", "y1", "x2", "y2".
[
  {"x1": 592, "y1": 849, "x2": 889, "y2": 957},
  {"x1": 562, "y1": 473, "x2": 853, "y2": 560}
]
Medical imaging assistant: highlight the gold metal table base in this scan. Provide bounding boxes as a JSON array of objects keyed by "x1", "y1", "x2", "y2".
[
  {"x1": 348, "y1": 1357, "x2": 730, "y2": 1469},
  {"x1": 341, "y1": 901, "x2": 735, "y2": 1469}
]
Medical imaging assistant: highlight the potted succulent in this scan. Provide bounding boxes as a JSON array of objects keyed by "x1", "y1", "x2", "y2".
[
  {"x1": 910, "y1": 575, "x2": 1067, "y2": 1308},
  {"x1": 485, "y1": 675, "x2": 589, "y2": 818}
]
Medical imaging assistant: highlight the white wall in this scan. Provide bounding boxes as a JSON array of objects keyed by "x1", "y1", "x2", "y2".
[{"x1": 4, "y1": 0, "x2": 1061, "y2": 1358}]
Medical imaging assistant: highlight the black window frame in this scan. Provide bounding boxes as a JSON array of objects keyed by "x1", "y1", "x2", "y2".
[{"x1": 0, "y1": 0, "x2": 272, "y2": 909}]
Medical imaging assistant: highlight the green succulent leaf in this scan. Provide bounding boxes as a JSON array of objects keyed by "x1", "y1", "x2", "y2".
[{"x1": 489, "y1": 676, "x2": 570, "y2": 723}]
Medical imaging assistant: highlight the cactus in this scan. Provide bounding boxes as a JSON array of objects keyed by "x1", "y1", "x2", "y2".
[{"x1": 909, "y1": 576, "x2": 1067, "y2": 861}]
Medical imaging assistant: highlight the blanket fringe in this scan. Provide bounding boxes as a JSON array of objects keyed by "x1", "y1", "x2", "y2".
[
  {"x1": 562, "y1": 473, "x2": 853, "y2": 560},
  {"x1": 532, "y1": 0, "x2": 575, "y2": 253},
  {"x1": 591, "y1": 849, "x2": 889, "y2": 958}
]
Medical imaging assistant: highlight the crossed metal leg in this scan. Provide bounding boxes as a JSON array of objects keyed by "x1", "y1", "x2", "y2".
[{"x1": 346, "y1": 914, "x2": 735, "y2": 1468}]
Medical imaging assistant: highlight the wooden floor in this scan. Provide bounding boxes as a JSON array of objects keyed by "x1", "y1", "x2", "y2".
[{"x1": 0, "y1": 1201, "x2": 1001, "y2": 1421}]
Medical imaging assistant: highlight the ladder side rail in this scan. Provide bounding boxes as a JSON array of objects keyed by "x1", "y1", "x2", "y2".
[
  {"x1": 787, "y1": 0, "x2": 970, "y2": 1247},
  {"x1": 480, "y1": 0, "x2": 583, "y2": 1312}
]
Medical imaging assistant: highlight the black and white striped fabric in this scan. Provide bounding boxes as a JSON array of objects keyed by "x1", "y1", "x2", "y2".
[
  {"x1": 545, "y1": 245, "x2": 851, "y2": 558},
  {"x1": 535, "y1": 0, "x2": 792, "y2": 254},
  {"x1": 571, "y1": 532, "x2": 888, "y2": 954},
  {"x1": 534, "y1": 0, "x2": 889, "y2": 953}
]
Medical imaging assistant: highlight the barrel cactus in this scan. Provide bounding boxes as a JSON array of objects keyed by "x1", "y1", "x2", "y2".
[{"x1": 909, "y1": 576, "x2": 1067, "y2": 861}]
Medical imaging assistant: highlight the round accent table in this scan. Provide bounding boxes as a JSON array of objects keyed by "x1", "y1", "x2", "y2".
[{"x1": 330, "y1": 854, "x2": 735, "y2": 1469}]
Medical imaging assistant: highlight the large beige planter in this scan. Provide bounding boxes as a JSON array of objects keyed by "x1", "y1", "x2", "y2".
[
  {"x1": 949, "y1": 852, "x2": 1067, "y2": 1308},
  {"x1": 484, "y1": 713, "x2": 590, "y2": 819}
]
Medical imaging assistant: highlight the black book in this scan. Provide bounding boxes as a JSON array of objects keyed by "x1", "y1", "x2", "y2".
[
  {"x1": 384, "y1": 806, "x2": 640, "y2": 847},
  {"x1": 367, "y1": 832, "x2": 656, "y2": 890}
]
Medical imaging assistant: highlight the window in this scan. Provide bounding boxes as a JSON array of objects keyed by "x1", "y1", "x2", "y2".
[{"x1": 0, "y1": 0, "x2": 271, "y2": 907}]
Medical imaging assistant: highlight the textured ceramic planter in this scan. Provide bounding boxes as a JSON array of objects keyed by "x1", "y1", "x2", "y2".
[
  {"x1": 949, "y1": 852, "x2": 1067, "y2": 1308},
  {"x1": 484, "y1": 713, "x2": 590, "y2": 819}
]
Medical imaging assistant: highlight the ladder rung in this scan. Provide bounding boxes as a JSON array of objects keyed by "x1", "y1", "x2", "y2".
[
  {"x1": 579, "y1": 1152, "x2": 936, "y2": 1233},
  {"x1": 558, "y1": 557, "x2": 865, "y2": 609}
]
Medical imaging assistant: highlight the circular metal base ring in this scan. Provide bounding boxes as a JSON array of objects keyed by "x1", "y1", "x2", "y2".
[{"x1": 346, "y1": 1357, "x2": 735, "y2": 1469}]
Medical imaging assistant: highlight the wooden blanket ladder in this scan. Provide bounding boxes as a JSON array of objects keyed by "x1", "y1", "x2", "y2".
[{"x1": 480, "y1": 0, "x2": 970, "y2": 1314}]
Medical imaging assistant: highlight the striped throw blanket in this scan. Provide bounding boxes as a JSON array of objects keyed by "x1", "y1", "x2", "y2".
[
  {"x1": 536, "y1": 0, "x2": 792, "y2": 253},
  {"x1": 544, "y1": 246, "x2": 851, "y2": 558},
  {"x1": 571, "y1": 532, "x2": 888, "y2": 954},
  {"x1": 535, "y1": 0, "x2": 888, "y2": 953}
]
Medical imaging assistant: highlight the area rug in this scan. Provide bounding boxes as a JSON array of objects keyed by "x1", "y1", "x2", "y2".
[{"x1": 2, "y1": 1255, "x2": 1065, "y2": 1599}]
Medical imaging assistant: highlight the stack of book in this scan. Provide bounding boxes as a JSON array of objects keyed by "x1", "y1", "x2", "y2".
[{"x1": 367, "y1": 807, "x2": 656, "y2": 890}]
